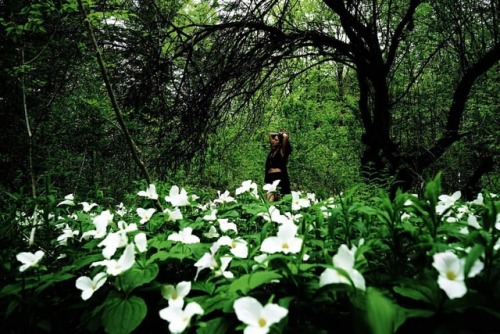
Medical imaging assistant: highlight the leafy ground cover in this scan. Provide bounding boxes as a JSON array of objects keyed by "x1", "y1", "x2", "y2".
[{"x1": 1, "y1": 175, "x2": 499, "y2": 333}]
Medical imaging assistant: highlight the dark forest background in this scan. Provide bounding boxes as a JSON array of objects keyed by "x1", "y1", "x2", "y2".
[{"x1": 1, "y1": 0, "x2": 499, "y2": 203}]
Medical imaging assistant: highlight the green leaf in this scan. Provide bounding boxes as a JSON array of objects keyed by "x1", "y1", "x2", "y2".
[
  {"x1": 463, "y1": 244, "x2": 484, "y2": 278},
  {"x1": 102, "y1": 295, "x2": 147, "y2": 334},
  {"x1": 229, "y1": 271, "x2": 282, "y2": 294},
  {"x1": 0, "y1": 283, "x2": 23, "y2": 297},
  {"x1": 119, "y1": 263, "x2": 159, "y2": 293},
  {"x1": 191, "y1": 293, "x2": 235, "y2": 315},
  {"x1": 191, "y1": 280, "x2": 217, "y2": 295},
  {"x1": 402, "y1": 308, "x2": 435, "y2": 319},
  {"x1": 393, "y1": 284, "x2": 436, "y2": 305},
  {"x1": 36, "y1": 273, "x2": 75, "y2": 293},
  {"x1": 366, "y1": 287, "x2": 407, "y2": 334},
  {"x1": 197, "y1": 317, "x2": 231, "y2": 334}
]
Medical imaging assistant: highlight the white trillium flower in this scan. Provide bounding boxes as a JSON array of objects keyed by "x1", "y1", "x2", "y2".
[
  {"x1": 291, "y1": 191, "x2": 311, "y2": 211},
  {"x1": 80, "y1": 202, "x2": 98, "y2": 212},
  {"x1": 117, "y1": 220, "x2": 138, "y2": 233},
  {"x1": 75, "y1": 272, "x2": 107, "y2": 300},
  {"x1": 203, "y1": 226, "x2": 220, "y2": 239},
  {"x1": 161, "y1": 281, "x2": 191, "y2": 308},
  {"x1": 436, "y1": 191, "x2": 461, "y2": 215},
  {"x1": 91, "y1": 243, "x2": 136, "y2": 276},
  {"x1": 98, "y1": 230, "x2": 129, "y2": 259},
  {"x1": 165, "y1": 185, "x2": 190, "y2": 207},
  {"x1": 136, "y1": 207, "x2": 156, "y2": 224},
  {"x1": 319, "y1": 244, "x2": 366, "y2": 291},
  {"x1": 218, "y1": 236, "x2": 248, "y2": 258},
  {"x1": 91, "y1": 210, "x2": 114, "y2": 238},
  {"x1": 159, "y1": 302, "x2": 203, "y2": 334},
  {"x1": 214, "y1": 255, "x2": 234, "y2": 278},
  {"x1": 203, "y1": 209, "x2": 218, "y2": 221},
  {"x1": 116, "y1": 202, "x2": 127, "y2": 217},
  {"x1": 252, "y1": 254, "x2": 269, "y2": 270},
  {"x1": 168, "y1": 227, "x2": 200, "y2": 244},
  {"x1": 134, "y1": 233, "x2": 148, "y2": 253},
  {"x1": 137, "y1": 184, "x2": 159, "y2": 200},
  {"x1": 306, "y1": 193, "x2": 316, "y2": 203},
  {"x1": 218, "y1": 218, "x2": 238, "y2": 233},
  {"x1": 164, "y1": 208, "x2": 183, "y2": 222},
  {"x1": 494, "y1": 238, "x2": 500, "y2": 251},
  {"x1": 432, "y1": 251, "x2": 484, "y2": 299},
  {"x1": 258, "y1": 206, "x2": 291, "y2": 225},
  {"x1": 56, "y1": 224, "x2": 80, "y2": 245},
  {"x1": 467, "y1": 214, "x2": 481, "y2": 229},
  {"x1": 235, "y1": 180, "x2": 259, "y2": 198},
  {"x1": 261, "y1": 222, "x2": 303, "y2": 254},
  {"x1": 57, "y1": 194, "x2": 75, "y2": 206},
  {"x1": 263, "y1": 180, "x2": 281, "y2": 193},
  {"x1": 471, "y1": 193, "x2": 484, "y2": 205},
  {"x1": 214, "y1": 190, "x2": 236, "y2": 204},
  {"x1": 16, "y1": 250, "x2": 44, "y2": 272},
  {"x1": 194, "y1": 242, "x2": 221, "y2": 280},
  {"x1": 401, "y1": 212, "x2": 411, "y2": 221},
  {"x1": 284, "y1": 211, "x2": 302, "y2": 224},
  {"x1": 404, "y1": 199, "x2": 414, "y2": 206},
  {"x1": 233, "y1": 296, "x2": 288, "y2": 334}
]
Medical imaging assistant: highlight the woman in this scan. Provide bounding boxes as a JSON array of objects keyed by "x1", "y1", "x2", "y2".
[{"x1": 264, "y1": 129, "x2": 292, "y2": 201}]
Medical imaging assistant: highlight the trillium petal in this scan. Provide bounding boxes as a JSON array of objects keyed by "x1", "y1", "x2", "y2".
[
  {"x1": 333, "y1": 245, "x2": 355, "y2": 269},
  {"x1": 349, "y1": 269, "x2": 366, "y2": 291},
  {"x1": 185, "y1": 302, "x2": 204, "y2": 318},
  {"x1": 134, "y1": 233, "x2": 148, "y2": 253},
  {"x1": 285, "y1": 238, "x2": 303, "y2": 254},
  {"x1": 176, "y1": 281, "x2": 191, "y2": 299},
  {"x1": 260, "y1": 237, "x2": 283, "y2": 254},
  {"x1": 262, "y1": 303, "x2": 288, "y2": 325},
  {"x1": 234, "y1": 297, "x2": 262, "y2": 326},
  {"x1": 93, "y1": 272, "x2": 107, "y2": 289},
  {"x1": 432, "y1": 251, "x2": 462, "y2": 277},
  {"x1": 16, "y1": 252, "x2": 35, "y2": 265},
  {"x1": 277, "y1": 222, "x2": 298, "y2": 241},
  {"x1": 437, "y1": 276, "x2": 467, "y2": 299},
  {"x1": 468, "y1": 259, "x2": 484, "y2": 278},
  {"x1": 244, "y1": 326, "x2": 269, "y2": 334},
  {"x1": 75, "y1": 276, "x2": 93, "y2": 293},
  {"x1": 319, "y1": 268, "x2": 343, "y2": 287}
]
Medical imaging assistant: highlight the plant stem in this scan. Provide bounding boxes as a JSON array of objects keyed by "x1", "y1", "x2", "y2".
[{"x1": 76, "y1": 0, "x2": 162, "y2": 211}]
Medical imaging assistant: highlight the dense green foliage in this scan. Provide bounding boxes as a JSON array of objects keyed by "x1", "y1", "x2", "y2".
[
  {"x1": 0, "y1": 1, "x2": 499, "y2": 332},
  {"x1": 1, "y1": 176, "x2": 499, "y2": 333},
  {"x1": 0, "y1": 0, "x2": 498, "y2": 201}
]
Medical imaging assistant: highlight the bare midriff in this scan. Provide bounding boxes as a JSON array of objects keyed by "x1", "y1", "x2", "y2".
[{"x1": 267, "y1": 168, "x2": 282, "y2": 173}]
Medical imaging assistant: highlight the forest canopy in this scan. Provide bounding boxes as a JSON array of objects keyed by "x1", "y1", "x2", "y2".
[{"x1": 0, "y1": 0, "x2": 498, "y2": 200}]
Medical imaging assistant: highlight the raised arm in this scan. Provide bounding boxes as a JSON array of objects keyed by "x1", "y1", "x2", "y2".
[
  {"x1": 280, "y1": 130, "x2": 291, "y2": 156},
  {"x1": 269, "y1": 132, "x2": 279, "y2": 144}
]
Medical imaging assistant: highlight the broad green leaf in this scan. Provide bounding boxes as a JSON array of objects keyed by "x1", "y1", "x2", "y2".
[
  {"x1": 197, "y1": 317, "x2": 231, "y2": 334},
  {"x1": 35, "y1": 273, "x2": 75, "y2": 293},
  {"x1": 102, "y1": 295, "x2": 147, "y2": 334},
  {"x1": 119, "y1": 263, "x2": 159, "y2": 293},
  {"x1": 229, "y1": 271, "x2": 282, "y2": 294},
  {"x1": 191, "y1": 293, "x2": 235, "y2": 315},
  {"x1": 191, "y1": 281, "x2": 217, "y2": 295},
  {"x1": 0, "y1": 283, "x2": 23, "y2": 297},
  {"x1": 366, "y1": 288, "x2": 407, "y2": 334},
  {"x1": 402, "y1": 308, "x2": 435, "y2": 319},
  {"x1": 393, "y1": 285, "x2": 434, "y2": 304}
]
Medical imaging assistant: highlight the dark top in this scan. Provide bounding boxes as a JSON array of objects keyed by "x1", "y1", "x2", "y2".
[{"x1": 266, "y1": 149, "x2": 289, "y2": 171}]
